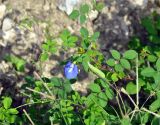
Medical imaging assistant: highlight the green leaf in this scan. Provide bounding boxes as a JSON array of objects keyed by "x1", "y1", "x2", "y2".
[
  {"x1": 98, "y1": 92, "x2": 108, "y2": 107},
  {"x1": 110, "y1": 50, "x2": 121, "y2": 60},
  {"x1": 80, "y1": 4, "x2": 89, "y2": 14},
  {"x1": 60, "y1": 29, "x2": 70, "y2": 42},
  {"x1": 149, "y1": 99, "x2": 160, "y2": 112},
  {"x1": 64, "y1": 83, "x2": 72, "y2": 93},
  {"x1": 80, "y1": 14, "x2": 86, "y2": 24},
  {"x1": 156, "y1": 91, "x2": 160, "y2": 100},
  {"x1": 49, "y1": 46, "x2": 57, "y2": 53},
  {"x1": 51, "y1": 77, "x2": 62, "y2": 87},
  {"x1": 95, "y1": 2, "x2": 105, "y2": 11},
  {"x1": 69, "y1": 10, "x2": 79, "y2": 20},
  {"x1": 139, "y1": 78, "x2": 145, "y2": 87},
  {"x1": 115, "y1": 64, "x2": 123, "y2": 72},
  {"x1": 16, "y1": 60, "x2": 25, "y2": 72},
  {"x1": 82, "y1": 61, "x2": 89, "y2": 72},
  {"x1": 126, "y1": 82, "x2": 136, "y2": 94},
  {"x1": 0, "y1": 113, "x2": 5, "y2": 120},
  {"x1": 42, "y1": 44, "x2": 49, "y2": 51},
  {"x1": 0, "y1": 107, "x2": 5, "y2": 120},
  {"x1": 7, "y1": 115, "x2": 16, "y2": 123},
  {"x1": 121, "y1": 118, "x2": 132, "y2": 125},
  {"x1": 106, "y1": 58, "x2": 115, "y2": 66},
  {"x1": 99, "y1": 79, "x2": 108, "y2": 88},
  {"x1": 6, "y1": 55, "x2": 26, "y2": 72},
  {"x1": 120, "y1": 59, "x2": 131, "y2": 69},
  {"x1": 156, "y1": 58, "x2": 160, "y2": 71},
  {"x1": 40, "y1": 52, "x2": 48, "y2": 61},
  {"x1": 91, "y1": 32, "x2": 100, "y2": 42},
  {"x1": 80, "y1": 27, "x2": 89, "y2": 38},
  {"x1": 149, "y1": 35, "x2": 160, "y2": 43},
  {"x1": 154, "y1": 72, "x2": 160, "y2": 84},
  {"x1": 8, "y1": 108, "x2": 19, "y2": 114},
  {"x1": 89, "y1": 83, "x2": 101, "y2": 93},
  {"x1": 126, "y1": 82, "x2": 137, "y2": 95},
  {"x1": 152, "y1": 117, "x2": 160, "y2": 125},
  {"x1": 111, "y1": 73, "x2": 118, "y2": 82},
  {"x1": 105, "y1": 88, "x2": 114, "y2": 99},
  {"x1": 141, "y1": 67, "x2": 156, "y2": 77},
  {"x1": 141, "y1": 17, "x2": 157, "y2": 35},
  {"x1": 58, "y1": 89, "x2": 67, "y2": 99},
  {"x1": 87, "y1": 93, "x2": 98, "y2": 106},
  {"x1": 156, "y1": 18, "x2": 160, "y2": 30},
  {"x1": 147, "y1": 55, "x2": 157, "y2": 62},
  {"x1": 3, "y1": 97, "x2": 12, "y2": 109},
  {"x1": 68, "y1": 36, "x2": 78, "y2": 43},
  {"x1": 140, "y1": 112, "x2": 149, "y2": 124},
  {"x1": 123, "y1": 50, "x2": 137, "y2": 59}
]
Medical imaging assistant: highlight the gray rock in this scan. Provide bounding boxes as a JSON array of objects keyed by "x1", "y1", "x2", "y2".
[
  {"x1": 58, "y1": 0, "x2": 80, "y2": 15},
  {"x1": 129, "y1": 0, "x2": 148, "y2": 7},
  {"x1": 0, "y1": 4, "x2": 6, "y2": 20},
  {"x1": 2, "y1": 29, "x2": 16, "y2": 42},
  {"x1": 2, "y1": 18, "x2": 14, "y2": 31}
]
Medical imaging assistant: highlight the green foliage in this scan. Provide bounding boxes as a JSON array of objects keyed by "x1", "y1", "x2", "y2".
[
  {"x1": 110, "y1": 50, "x2": 121, "y2": 60},
  {"x1": 106, "y1": 50, "x2": 137, "y2": 76},
  {"x1": 0, "y1": 97, "x2": 18, "y2": 124},
  {"x1": 69, "y1": 4, "x2": 90, "y2": 24},
  {"x1": 141, "y1": 67, "x2": 156, "y2": 77},
  {"x1": 93, "y1": 0, "x2": 105, "y2": 12},
  {"x1": 69, "y1": 10, "x2": 79, "y2": 20},
  {"x1": 5, "y1": 54, "x2": 26, "y2": 72},
  {"x1": 149, "y1": 99, "x2": 160, "y2": 112},
  {"x1": 19, "y1": 17, "x2": 36, "y2": 30},
  {"x1": 60, "y1": 29, "x2": 78, "y2": 48},
  {"x1": 106, "y1": 58, "x2": 115, "y2": 66},
  {"x1": 123, "y1": 50, "x2": 138, "y2": 60},
  {"x1": 120, "y1": 59, "x2": 131, "y2": 69},
  {"x1": 126, "y1": 81, "x2": 144, "y2": 95},
  {"x1": 89, "y1": 83, "x2": 101, "y2": 93}
]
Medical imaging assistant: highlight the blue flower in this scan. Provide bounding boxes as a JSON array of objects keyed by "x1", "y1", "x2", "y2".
[{"x1": 64, "y1": 61, "x2": 78, "y2": 79}]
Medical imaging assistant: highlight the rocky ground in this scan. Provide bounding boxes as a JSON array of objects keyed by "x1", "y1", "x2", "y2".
[{"x1": 0, "y1": 0, "x2": 159, "y2": 101}]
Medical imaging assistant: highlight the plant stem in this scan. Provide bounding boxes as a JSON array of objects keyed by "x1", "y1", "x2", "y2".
[
  {"x1": 16, "y1": 100, "x2": 51, "y2": 109},
  {"x1": 141, "y1": 108, "x2": 160, "y2": 118},
  {"x1": 117, "y1": 90, "x2": 127, "y2": 115},
  {"x1": 90, "y1": 98, "x2": 109, "y2": 117},
  {"x1": 59, "y1": 101, "x2": 69, "y2": 125},
  {"x1": 34, "y1": 71, "x2": 54, "y2": 97},
  {"x1": 136, "y1": 57, "x2": 139, "y2": 107},
  {"x1": 23, "y1": 109, "x2": 35, "y2": 125},
  {"x1": 130, "y1": 110, "x2": 136, "y2": 121},
  {"x1": 110, "y1": 105, "x2": 120, "y2": 119},
  {"x1": 116, "y1": 95, "x2": 124, "y2": 117},
  {"x1": 141, "y1": 92, "x2": 155, "y2": 108},
  {"x1": 26, "y1": 87, "x2": 55, "y2": 100},
  {"x1": 121, "y1": 88, "x2": 137, "y2": 108}
]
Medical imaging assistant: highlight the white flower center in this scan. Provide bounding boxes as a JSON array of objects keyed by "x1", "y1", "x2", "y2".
[{"x1": 68, "y1": 64, "x2": 74, "y2": 72}]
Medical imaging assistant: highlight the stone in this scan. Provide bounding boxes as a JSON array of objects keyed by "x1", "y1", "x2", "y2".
[
  {"x1": 58, "y1": 0, "x2": 80, "y2": 15},
  {"x1": 0, "y1": 4, "x2": 6, "y2": 20},
  {"x1": 2, "y1": 18, "x2": 15, "y2": 31},
  {"x1": 2, "y1": 29, "x2": 16, "y2": 42},
  {"x1": 88, "y1": 10, "x2": 98, "y2": 21},
  {"x1": 0, "y1": 61, "x2": 10, "y2": 73},
  {"x1": 129, "y1": 0, "x2": 148, "y2": 7}
]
